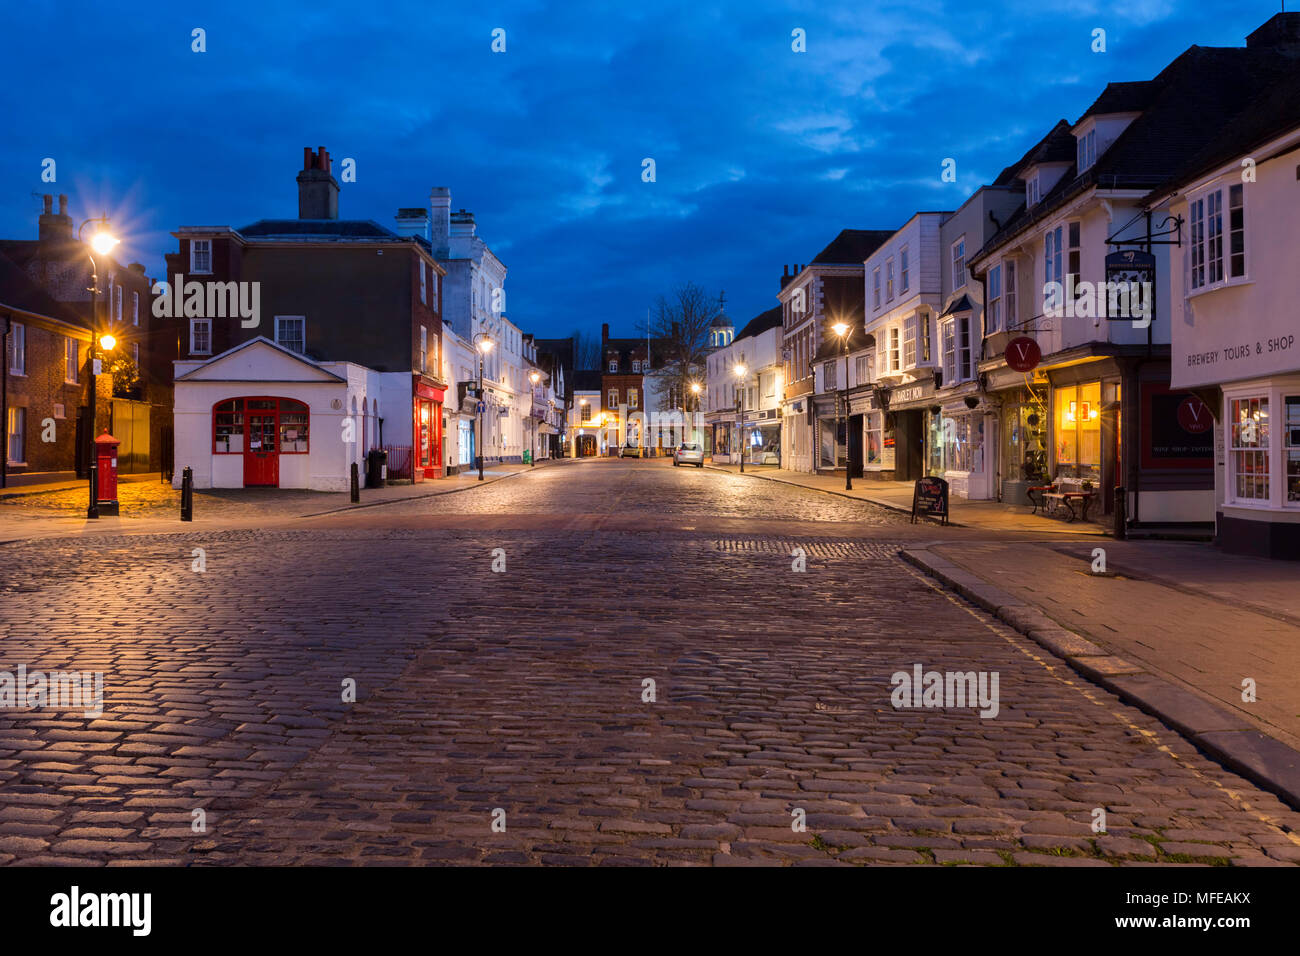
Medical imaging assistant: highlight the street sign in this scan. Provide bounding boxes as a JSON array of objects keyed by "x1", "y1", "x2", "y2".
[{"x1": 477, "y1": 402, "x2": 486, "y2": 414}]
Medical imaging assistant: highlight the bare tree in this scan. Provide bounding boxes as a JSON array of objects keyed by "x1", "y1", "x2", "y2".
[
  {"x1": 568, "y1": 328, "x2": 601, "y2": 370},
  {"x1": 642, "y1": 281, "x2": 717, "y2": 411}
]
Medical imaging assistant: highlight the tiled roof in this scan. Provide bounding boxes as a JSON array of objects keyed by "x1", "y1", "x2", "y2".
[
  {"x1": 735, "y1": 305, "x2": 782, "y2": 342},
  {"x1": 237, "y1": 219, "x2": 400, "y2": 239},
  {"x1": 1077, "y1": 80, "x2": 1160, "y2": 122},
  {"x1": 810, "y1": 229, "x2": 895, "y2": 265}
]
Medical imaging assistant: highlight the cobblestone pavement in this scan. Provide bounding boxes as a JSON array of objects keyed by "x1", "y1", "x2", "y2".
[{"x1": 2, "y1": 460, "x2": 1299, "y2": 866}]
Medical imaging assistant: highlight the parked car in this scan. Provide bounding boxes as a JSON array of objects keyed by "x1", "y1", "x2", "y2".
[
  {"x1": 618, "y1": 445, "x2": 642, "y2": 458},
  {"x1": 673, "y1": 442, "x2": 704, "y2": 467}
]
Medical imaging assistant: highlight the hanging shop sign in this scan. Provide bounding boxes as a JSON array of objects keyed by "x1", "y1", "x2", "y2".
[{"x1": 1005, "y1": 336, "x2": 1042, "y2": 373}]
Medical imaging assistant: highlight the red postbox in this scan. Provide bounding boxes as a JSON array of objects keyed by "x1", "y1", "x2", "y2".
[{"x1": 94, "y1": 432, "x2": 121, "y2": 516}]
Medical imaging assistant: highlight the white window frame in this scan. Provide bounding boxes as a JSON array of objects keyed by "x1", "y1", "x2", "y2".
[
  {"x1": 7, "y1": 321, "x2": 24, "y2": 375},
  {"x1": 420, "y1": 263, "x2": 427, "y2": 305},
  {"x1": 872, "y1": 267, "x2": 881, "y2": 310},
  {"x1": 1004, "y1": 259, "x2": 1017, "y2": 330},
  {"x1": 902, "y1": 315, "x2": 917, "y2": 370},
  {"x1": 1189, "y1": 182, "x2": 1247, "y2": 294},
  {"x1": 951, "y1": 237, "x2": 966, "y2": 289},
  {"x1": 275, "y1": 315, "x2": 306, "y2": 354},
  {"x1": 632, "y1": 360, "x2": 641, "y2": 373},
  {"x1": 65, "y1": 336, "x2": 79, "y2": 383},
  {"x1": 941, "y1": 319, "x2": 956, "y2": 384},
  {"x1": 885, "y1": 258, "x2": 895, "y2": 301},
  {"x1": 1076, "y1": 128, "x2": 1096, "y2": 172},
  {"x1": 987, "y1": 264, "x2": 1002, "y2": 334},
  {"x1": 1225, "y1": 391, "x2": 1271, "y2": 507},
  {"x1": 1027, "y1": 173, "x2": 1041, "y2": 206},
  {"x1": 6, "y1": 405, "x2": 25, "y2": 466},
  {"x1": 888, "y1": 326, "x2": 900, "y2": 373},
  {"x1": 900, "y1": 246, "x2": 910, "y2": 293},
  {"x1": 608, "y1": 388, "x2": 618, "y2": 407},
  {"x1": 132, "y1": 291, "x2": 139, "y2": 326},
  {"x1": 190, "y1": 239, "x2": 212, "y2": 274},
  {"x1": 419, "y1": 325, "x2": 428, "y2": 373},
  {"x1": 608, "y1": 360, "x2": 618, "y2": 373},
  {"x1": 189, "y1": 318, "x2": 212, "y2": 355}
]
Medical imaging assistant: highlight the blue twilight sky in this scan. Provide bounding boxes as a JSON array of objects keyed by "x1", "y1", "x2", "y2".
[{"x1": 0, "y1": 1, "x2": 1282, "y2": 340}]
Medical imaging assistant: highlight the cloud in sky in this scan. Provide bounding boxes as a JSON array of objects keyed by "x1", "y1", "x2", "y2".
[{"x1": 0, "y1": 0, "x2": 1271, "y2": 337}]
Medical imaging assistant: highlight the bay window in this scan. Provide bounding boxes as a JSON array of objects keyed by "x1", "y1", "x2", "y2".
[
  {"x1": 1191, "y1": 184, "x2": 1246, "y2": 290},
  {"x1": 902, "y1": 315, "x2": 916, "y2": 370},
  {"x1": 987, "y1": 265, "x2": 1003, "y2": 334},
  {"x1": 1229, "y1": 395, "x2": 1269, "y2": 502}
]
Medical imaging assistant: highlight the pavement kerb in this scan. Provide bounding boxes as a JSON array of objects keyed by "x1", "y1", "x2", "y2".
[
  {"x1": 701, "y1": 463, "x2": 949, "y2": 523},
  {"x1": 900, "y1": 546, "x2": 1300, "y2": 812}
]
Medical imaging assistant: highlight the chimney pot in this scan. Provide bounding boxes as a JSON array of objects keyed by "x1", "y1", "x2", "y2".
[
  {"x1": 58, "y1": 194, "x2": 67, "y2": 215},
  {"x1": 42, "y1": 194, "x2": 52, "y2": 214}
]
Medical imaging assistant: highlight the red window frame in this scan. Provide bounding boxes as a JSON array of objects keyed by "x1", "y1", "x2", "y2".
[{"x1": 212, "y1": 396, "x2": 311, "y2": 454}]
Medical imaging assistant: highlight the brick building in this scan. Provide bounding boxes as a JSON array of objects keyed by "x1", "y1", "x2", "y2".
[{"x1": 0, "y1": 194, "x2": 162, "y2": 476}]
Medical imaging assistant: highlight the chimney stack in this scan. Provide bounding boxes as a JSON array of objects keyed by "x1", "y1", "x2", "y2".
[
  {"x1": 429, "y1": 187, "x2": 451, "y2": 256},
  {"x1": 38, "y1": 192, "x2": 73, "y2": 243},
  {"x1": 297, "y1": 146, "x2": 339, "y2": 220},
  {"x1": 449, "y1": 208, "x2": 477, "y2": 239},
  {"x1": 394, "y1": 207, "x2": 430, "y2": 239},
  {"x1": 601, "y1": 323, "x2": 610, "y2": 349}
]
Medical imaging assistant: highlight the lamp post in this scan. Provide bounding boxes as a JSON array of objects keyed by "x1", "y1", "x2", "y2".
[
  {"x1": 474, "y1": 333, "x2": 494, "y2": 480},
  {"x1": 79, "y1": 218, "x2": 119, "y2": 519},
  {"x1": 529, "y1": 369, "x2": 540, "y2": 466},
  {"x1": 831, "y1": 321, "x2": 852, "y2": 491},
  {"x1": 689, "y1": 381, "x2": 701, "y2": 447},
  {"x1": 733, "y1": 363, "x2": 747, "y2": 473}
]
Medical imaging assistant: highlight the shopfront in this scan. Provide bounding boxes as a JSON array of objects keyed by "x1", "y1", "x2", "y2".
[
  {"x1": 939, "y1": 400, "x2": 994, "y2": 499},
  {"x1": 413, "y1": 380, "x2": 444, "y2": 481},
  {"x1": 884, "y1": 378, "x2": 938, "y2": 481},
  {"x1": 996, "y1": 387, "x2": 1050, "y2": 504}
]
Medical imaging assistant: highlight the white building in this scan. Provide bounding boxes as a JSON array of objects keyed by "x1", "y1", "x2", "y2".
[
  {"x1": 1150, "y1": 96, "x2": 1300, "y2": 557},
  {"x1": 704, "y1": 307, "x2": 784, "y2": 464},
  {"x1": 173, "y1": 338, "x2": 386, "y2": 491}
]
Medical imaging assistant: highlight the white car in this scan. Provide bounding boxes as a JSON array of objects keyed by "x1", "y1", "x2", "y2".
[{"x1": 673, "y1": 443, "x2": 705, "y2": 467}]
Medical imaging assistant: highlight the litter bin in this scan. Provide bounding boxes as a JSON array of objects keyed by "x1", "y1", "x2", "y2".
[
  {"x1": 366, "y1": 448, "x2": 388, "y2": 488},
  {"x1": 523, "y1": 449, "x2": 532, "y2": 464}
]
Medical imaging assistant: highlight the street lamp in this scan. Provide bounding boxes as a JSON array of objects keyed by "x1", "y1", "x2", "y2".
[
  {"x1": 733, "y1": 363, "x2": 747, "y2": 473},
  {"x1": 831, "y1": 321, "x2": 852, "y2": 491},
  {"x1": 689, "y1": 381, "x2": 701, "y2": 447},
  {"x1": 529, "y1": 370, "x2": 541, "y2": 467},
  {"x1": 78, "y1": 217, "x2": 118, "y2": 519},
  {"x1": 473, "y1": 333, "x2": 494, "y2": 481}
]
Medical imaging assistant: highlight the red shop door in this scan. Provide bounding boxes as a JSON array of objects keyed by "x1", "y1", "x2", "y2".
[{"x1": 244, "y1": 413, "x2": 279, "y2": 486}]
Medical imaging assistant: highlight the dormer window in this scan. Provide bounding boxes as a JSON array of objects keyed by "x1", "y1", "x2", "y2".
[
  {"x1": 1026, "y1": 173, "x2": 1041, "y2": 207},
  {"x1": 632, "y1": 360, "x2": 641, "y2": 373},
  {"x1": 1076, "y1": 129, "x2": 1096, "y2": 172}
]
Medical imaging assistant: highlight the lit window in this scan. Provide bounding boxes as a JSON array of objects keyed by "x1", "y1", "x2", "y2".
[
  {"x1": 65, "y1": 337, "x2": 79, "y2": 383},
  {"x1": 1230, "y1": 395, "x2": 1269, "y2": 502}
]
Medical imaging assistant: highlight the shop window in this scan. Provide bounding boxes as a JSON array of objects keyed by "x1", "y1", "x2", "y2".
[
  {"x1": 1286, "y1": 396, "x2": 1300, "y2": 505},
  {"x1": 1229, "y1": 396, "x2": 1269, "y2": 502},
  {"x1": 942, "y1": 414, "x2": 984, "y2": 473},
  {"x1": 1054, "y1": 383, "x2": 1102, "y2": 477},
  {"x1": 213, "y1": 397, "x2": 309, "y2": 454},
  {"x1": 1002, "y1": 401, "x2": 1048, "y2": 483},
  {"x1": 865, "y1": 411, "x2": 884, "y2": 467}
]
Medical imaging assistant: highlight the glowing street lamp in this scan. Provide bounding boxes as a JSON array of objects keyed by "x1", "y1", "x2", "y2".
[
  {"x1": 733, "y1": 363, "x2": 748, "y2": 473},
  {"x1": 473, "y1": 334, "x2": 494, "y2": 480},
  {"x1": 832, "y1": 320, "x2": 852, "y2": 490},
  {"x1": 77, "y1": 215, "x2": 118, "y2": 519},
  {"x1": 529, "y1": 369, "x2": 541, "y2": 467}
]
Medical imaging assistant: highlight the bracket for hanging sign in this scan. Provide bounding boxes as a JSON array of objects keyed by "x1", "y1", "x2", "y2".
[{"x1": 1107, "y1": 213, "x2": 1183, "y2": 248}]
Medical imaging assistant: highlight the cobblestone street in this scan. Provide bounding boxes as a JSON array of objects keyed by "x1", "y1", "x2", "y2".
[{"x1": 2, "y1": 460, "x2": 1299, "y2": 867}]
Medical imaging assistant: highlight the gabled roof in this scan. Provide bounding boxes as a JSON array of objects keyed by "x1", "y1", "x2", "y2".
[
  {"x1": 810, "y1": 229, "x2": 895, "y2": 265},
  {"x1": 1146, "y1": 67, "x2": 1300, "y2": 199},
  {"x1": 735, "y1": 305, "x2": 783, "y2": 342},
  {"x1": 976, "y1": 40, "x2": 1300, "y2": 262},
  {"x1": 992, "y1": 119, "x2": 1074, "y2": 185},
  {"x1": 1077, "y1": 81, "x2": 1160, "y2": 123},
  {"x1": 174, "y1": 336, "x2": 348, "y2": 383},
  {"x1": 0, "y1": 251, "x2": 89, "y2": 328}
]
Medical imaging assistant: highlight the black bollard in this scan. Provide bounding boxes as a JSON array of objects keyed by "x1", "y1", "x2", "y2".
[
  {"x1": 181, "y1": 467, "x2": 193, "y2": 522},
  {"x1": 350, "y1": 461, "x2": 360, "y2": 503},
  {"x1": 1113, "y1": 486, "x2": 1126, "y2": 540}
]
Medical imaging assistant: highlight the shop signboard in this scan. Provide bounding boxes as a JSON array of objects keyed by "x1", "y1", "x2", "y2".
[{"x1": 910, "y1": 476, "x2": 949, "y2": 525}]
